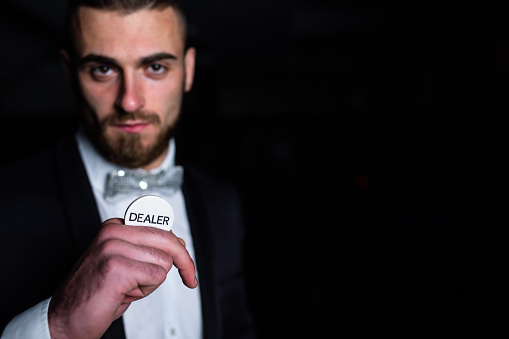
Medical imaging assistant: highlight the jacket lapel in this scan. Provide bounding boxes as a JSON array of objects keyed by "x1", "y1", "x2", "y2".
[
  {"x1": 181, "y1": 164, "x2": 221, "y2": 339},
  {"x1": 54, "y1": 134, "x2": 126, "y2": 339},
  {"x1": 54, "y1": 133, "x2": 102, "y2": 254}
]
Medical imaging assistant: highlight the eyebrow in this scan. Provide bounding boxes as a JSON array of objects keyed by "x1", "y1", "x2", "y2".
[
  {"x1": 78, "y1": 54, "x2": 118, "y2": 68},
  {"x1": 140, "y1": 52, "x2": 177, "y2": 65},
  {"x1": 78, "y1": 52, "x2": 178, "y2": 68}
]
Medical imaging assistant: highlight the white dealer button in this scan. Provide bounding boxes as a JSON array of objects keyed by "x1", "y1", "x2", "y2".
[{"x1": 124, "y1": 195, "x2": 174, "y2": 231}]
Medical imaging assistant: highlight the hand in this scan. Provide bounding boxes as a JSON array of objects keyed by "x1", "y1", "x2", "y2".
[{"x1": 48, "y1": 218, "x2": 197, "y2": 339}]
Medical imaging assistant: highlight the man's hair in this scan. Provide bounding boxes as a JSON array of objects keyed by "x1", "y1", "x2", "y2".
[
  {"x1": 64, "y1": 0, "x2": 187, "y2": 59},
  {"x1": 66, "y1": 0, "x2": 185, "y2": 15}
]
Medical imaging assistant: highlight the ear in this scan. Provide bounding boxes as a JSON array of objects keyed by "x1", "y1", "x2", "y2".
[
  {"x1": 184, "y1": 47, "x2": 196, "y2": 92},
  {"x1": 59, "y1": 49, "x2": 72, "y2": 84}
]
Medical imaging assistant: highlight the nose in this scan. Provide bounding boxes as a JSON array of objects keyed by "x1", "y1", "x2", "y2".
[{"x1": 115, "y1": 71, "x2": 144, "y2": 113}]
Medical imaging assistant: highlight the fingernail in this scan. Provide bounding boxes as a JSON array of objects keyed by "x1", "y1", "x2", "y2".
[{"x1": 194, "y1": 276, "x2": 198, "y2": 286}]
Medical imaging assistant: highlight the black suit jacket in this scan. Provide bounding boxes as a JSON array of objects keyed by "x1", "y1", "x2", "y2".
[{"x1": 0, "y1": 133, "x2": 255, "y2": 339}]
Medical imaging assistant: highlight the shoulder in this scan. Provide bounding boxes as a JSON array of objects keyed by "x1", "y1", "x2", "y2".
[
  {"x1": 0, "y1": 139, "x2": 69, "y2": 228},
  {"x1": 0, "y1": 132, "x2": 85, "y2": 233},
  {"x1": 0, "y1": 148, "x2": 62, "y2": 239},
  {"x1": 0, "y1": 136, "x2": 81, "y2": 327},
  {"x1": 0, "y1": 146, "x2": 57, "y2": 199},
  {"x1": 0, "y1": 133, "x2": 77, "y2": 197}
]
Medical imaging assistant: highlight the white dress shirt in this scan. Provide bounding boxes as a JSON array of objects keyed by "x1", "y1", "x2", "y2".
[{"x1": 1, "y1": 130, "x2": 202, "y2": 339}]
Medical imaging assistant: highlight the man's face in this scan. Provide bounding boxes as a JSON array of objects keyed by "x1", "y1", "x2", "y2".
[{"x1": 71, "y1": 6, "x2": 195, "y2": 169}]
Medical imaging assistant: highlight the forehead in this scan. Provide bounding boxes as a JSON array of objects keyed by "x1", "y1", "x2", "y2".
[{"x1": 75, "y1": 6, "x2": 184, "y2": 59}]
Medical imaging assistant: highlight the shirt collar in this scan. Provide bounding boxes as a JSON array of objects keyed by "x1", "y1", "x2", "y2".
[{"x1": 75, "y1": 127, "x2": 176, "y2": 196}]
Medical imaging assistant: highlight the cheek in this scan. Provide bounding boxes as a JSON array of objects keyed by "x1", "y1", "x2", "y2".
[
  {"x1": 146, "y1": 80, "x2": 183, "y2": 123},
  {"x1": 79, "y1": 78, "x2": 117, "y2": 119}
]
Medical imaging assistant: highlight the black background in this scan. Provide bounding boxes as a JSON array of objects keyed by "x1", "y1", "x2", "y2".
[{"x1": 2, "y1": 1, "x2": 509, "y2": 337}]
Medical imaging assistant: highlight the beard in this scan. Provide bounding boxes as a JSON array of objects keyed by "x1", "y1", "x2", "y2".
[{"x1": 82, "y1": 109, "x2": 176, "y2": 169}]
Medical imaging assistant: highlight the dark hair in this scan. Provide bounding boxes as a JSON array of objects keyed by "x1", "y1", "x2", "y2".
[
  {"x1": 66, "y1": 0, "x2": 184, "y2": 14},
  {"x1": 63, "y1": 0, "x2": 187, "y2": 59}
]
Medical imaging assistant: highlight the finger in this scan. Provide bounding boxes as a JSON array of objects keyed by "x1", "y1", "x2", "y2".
[
  {"x1": 168, "y1": 239, "x2": 197, "y2": 288},
  {"x1": 177, "y1": 262, "x2": 198, "y2": 289},
  {"x1": 168, "y1": 230, "x2": 186, "y2": 248},
  {"x1": 98, "y1": 223, "x2": 196, "y2": 288},
  {"x1": 102, "y1": 218, "x2": 124, "y2": 227},
  {"x1": 153, "y1": 230, "x2": 196, "y2": 288},
  {"x1": 98, "y1": 223, "x2": 178, "y2": 250},
  {"x1": 102, "y1": 255, "x2": 167, "y2": 299},
  {"x1": 99, "y1": 238, "x2": 173, "y2": 272}
]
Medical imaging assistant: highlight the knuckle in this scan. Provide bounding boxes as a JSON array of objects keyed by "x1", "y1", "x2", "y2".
[
  {"x1": 97, "y1": 238, "x2": 121, "y2": 256},
  {"x1": 132, "y1": 261, "x2": 167, "y2": 285},
  {"x1": 166, "y1": 231, "x2": 180, "y2": 245},
  {"x1": 149, "y1": 264, "x2": 167, "y2": 284},
  {"x1": 146, "y1": 246, "x2": 173, "y2": 270},
  {"x1": 96, "y1": 254, "x2": 123, "y2": 277},
  {"x1": 97, "y1": 224, "x2": 121, "y2": 242},
  {"x1": 133, "y1": 225, "x2": 165, "y2": 240}
]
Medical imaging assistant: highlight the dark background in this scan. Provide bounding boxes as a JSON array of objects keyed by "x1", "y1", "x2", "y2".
[{"x1": 2, "y1": 1, "x2": 509, "y2": 337}]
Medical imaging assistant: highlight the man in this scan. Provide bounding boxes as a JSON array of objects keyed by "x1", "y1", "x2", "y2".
[{"x1": 0, "y1": 0, "x2": 255, "y2": 338}]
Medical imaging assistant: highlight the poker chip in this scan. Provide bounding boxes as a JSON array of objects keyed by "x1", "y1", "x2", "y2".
[{"x1": 124, "y1": 195, "x2": 174, "y2": 231}]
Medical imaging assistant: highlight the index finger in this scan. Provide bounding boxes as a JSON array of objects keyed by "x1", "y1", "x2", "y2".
[{"x1": 166, "y1": 230, "x2": 197, "y2": 289}]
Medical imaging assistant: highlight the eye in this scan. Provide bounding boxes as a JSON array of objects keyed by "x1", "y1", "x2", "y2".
[
  {"x1": 148, "y1": 63, "x2": 166, "y2": 74},
  {"x1": 93, "y1": 65, "x2": 113, "y2": 75},
  {"x1": 90, "y1": 65, "x2": 116, "y2": 81}
]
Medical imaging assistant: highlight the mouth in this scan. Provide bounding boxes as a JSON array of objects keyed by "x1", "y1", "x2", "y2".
[{"x1": 113, "y1": 120, "x2": 151, "y2": 133}]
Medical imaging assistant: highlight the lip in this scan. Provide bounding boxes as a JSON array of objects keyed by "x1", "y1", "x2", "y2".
[{"x1": 113, "y1": 121, "x2": 150, "y2": 133}]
